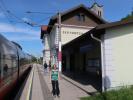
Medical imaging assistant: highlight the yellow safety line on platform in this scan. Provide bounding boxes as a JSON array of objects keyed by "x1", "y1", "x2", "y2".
[{"x1": 26, "y1": 64, "x2": 34, "y2": 100}]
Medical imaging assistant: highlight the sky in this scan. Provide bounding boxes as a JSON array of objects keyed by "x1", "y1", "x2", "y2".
[{"x1": 0, "y1": 0, "x2": 133, "y2": 57}]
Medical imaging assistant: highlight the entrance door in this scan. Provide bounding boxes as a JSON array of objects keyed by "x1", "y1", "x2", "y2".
[
  {"x1": 70, "y1": 54, "x2": 75, "y2": 72},
  {"x1": 62, "y1": 56, "x2": 66, "y2": 72},
  {"x1": 83, "y1": 53, "x2": 86, "y2": 72}
]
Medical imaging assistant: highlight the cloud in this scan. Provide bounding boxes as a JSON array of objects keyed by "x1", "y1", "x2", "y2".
[
  {"x1": 0, "y1": 22, "x2": 40, "y2": 41},
  {"x1": 22, "y1": 17, "x2": 30, "y2": 22},
  {"x1": 0, "y1": 23, "x2": 39, "y2": 34},
  {"x1": 9, "y1": 35, "x2": 40, "y2": 41}
]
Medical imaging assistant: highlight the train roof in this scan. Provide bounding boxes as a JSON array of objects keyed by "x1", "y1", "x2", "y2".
[{"x1": 0, "y1": 34, "x2": 17, "y2": 56}]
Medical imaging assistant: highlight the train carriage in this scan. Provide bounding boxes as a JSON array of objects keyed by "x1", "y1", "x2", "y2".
[{"x1": 0, "y1": 34, "x2": 32, "y2": 99}]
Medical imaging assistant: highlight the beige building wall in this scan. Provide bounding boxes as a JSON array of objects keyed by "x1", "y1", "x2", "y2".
[
  {"x1": 49, "y1": 26, "x2": 58, "y2": 65},
  {"x1": 104, "y1": 24, "x2": 133, "y2": 89},
  {"x1": 42, "y1": 34, "x2": 50, "y2": 64},
  {"x1": 61, "y1": 25, "x2": 93, "y2": 71},
  {"x1": 49, "y1": 24, "x2": 93, "y2": 68},
  {"x1": 50, "y1": 26, "x2": 56, "y2": 49},
  {"x1": 61, "y1": 26, "x2": 92, "y2": 45}
]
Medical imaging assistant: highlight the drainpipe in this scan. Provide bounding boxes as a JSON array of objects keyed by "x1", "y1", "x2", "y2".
[{"x1": 90, "y1": 33, "x2": 105, "y2": 92}]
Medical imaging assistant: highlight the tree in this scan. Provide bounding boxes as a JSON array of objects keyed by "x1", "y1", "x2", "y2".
[
  {"x1": 31, "y1": 56, "x2": 37, "y2": 62},
  {"x1": 121, "y1": 9, "x2": 133, "y2": 21}
]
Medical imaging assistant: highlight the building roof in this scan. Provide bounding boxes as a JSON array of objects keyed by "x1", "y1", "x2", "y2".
[
  {"x1": 96, "y1": 19, "x2": 133, "y2": 30},
  {"x1": 40, "y1": 25, "x2": 48, "y2": 39},
  {"x1": 47, "y1": 4, "x2": 107, "y2": 33},
  {"x1": 63, "y1": 19, "x2": 133, "y2": 49},
  {"x1": 41, "y1": 25, "x2": 48, "y2": 31}
]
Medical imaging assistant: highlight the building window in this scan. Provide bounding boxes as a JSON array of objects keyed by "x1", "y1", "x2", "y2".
[
  {"x1": 86, "y1": 59, "x2": 100, "y2": 74},
  {"x1": 98, "y1": 11, "x2": 101, "y2": 17},
  {"x1": 88, "y1": 59, "x2": 100, "y2": 67},
  {"x1": 80, "y1": 14, "x2": 85, "y2": 22},
  {"x1": 99, "y1": 11, "x2": 101, "y2": 17},
  {"x1": 76, "y1": 14, "x2": 81, "y2": 21},
  {"x1": 76, "y1": 13, "x2": 85, "y2": 22}
]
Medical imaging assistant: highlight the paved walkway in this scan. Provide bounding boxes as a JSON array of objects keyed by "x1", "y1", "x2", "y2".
[
  {"x1": 37, "y1": 64, "x2": 89, "y2": 100},
  {"x1": 31, "y1": 64, "x2": 53, "y2": 100},
  {"x1": 20, "y1": 64, "x2": 97, "y2": 100}
]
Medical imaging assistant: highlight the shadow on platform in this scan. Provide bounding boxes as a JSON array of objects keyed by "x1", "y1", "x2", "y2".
[{"x1": 62, "y1": 71, "x2": 102, "y2": 92}]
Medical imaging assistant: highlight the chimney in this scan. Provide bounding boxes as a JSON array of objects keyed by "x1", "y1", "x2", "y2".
[{"x1": 90, "y1": 2, "x2": 104, "y2": 18}]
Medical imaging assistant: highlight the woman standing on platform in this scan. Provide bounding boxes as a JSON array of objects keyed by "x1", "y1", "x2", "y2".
[{"x1": 50, "y1": 64, "x2": 60, "y2": 97}]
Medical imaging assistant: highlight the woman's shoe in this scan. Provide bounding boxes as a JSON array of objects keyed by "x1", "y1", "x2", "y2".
[
  {"x1": 57, "y1": 95, "x2": 60, "y2": 98},
  {"x1": 53, "y1": 95, "x2": 56, "y2": 98}
]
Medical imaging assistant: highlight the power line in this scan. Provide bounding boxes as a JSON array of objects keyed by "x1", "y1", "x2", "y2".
[
  {"x1": 6, "y1": 10, "x2": 37, "y2": 27},
  {"x1": 25, "y1": 11, "x2": 57, "y2": 27},
  {"x1": 0, "y1": 1, "x2": 17, "y2": 31},
  {"x1": 36, "y1": 16, "x2": 51, "y2": 23},
  {"x1": 6, "y1": 10, "x2": 54, "y2": 27},
  {"x1": 26, "y1": 11, "x2": 56, "y2": 15},
  {"x1": 7, "y1": 10, "x2": 24, "y2": 22},
  {"x1": 0, "y1": 0, "x2": 35, "y2": 27},
  {"x1": 0, "y1": 0, "x2": 56, "y2": 27}
]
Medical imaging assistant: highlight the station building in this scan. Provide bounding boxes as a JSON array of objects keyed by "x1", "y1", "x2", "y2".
[
  {"x1": 41, "y1": 3, "x2": 133, "y2": 92},
  {"x1": 41, "y1": 3, "x2": 106, "y2": 65},
  {"x1": 63, "y1": 19, "x2": 133, "y2": 91}
]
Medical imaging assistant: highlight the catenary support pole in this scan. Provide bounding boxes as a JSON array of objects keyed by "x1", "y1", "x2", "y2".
[{"x1": 58, "y1": 12, "x2": 62, "y2": 72}]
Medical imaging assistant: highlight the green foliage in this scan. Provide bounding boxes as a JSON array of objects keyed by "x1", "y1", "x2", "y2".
[
  {"x1": 31, "y1": 56, "x2": 37, "y2": 62},
  {"x1": 31, "y1": 56, "x2": 43, "y2": 64},
  {"x1": 121, "y1": 11, "x2": 133, "y2": 21},
  {"x1": 38, "y1": 57, "x2": 43, "y2": 64},
  {"x1": 81, "y1": 86, "x2": 133, "y2": 100}
]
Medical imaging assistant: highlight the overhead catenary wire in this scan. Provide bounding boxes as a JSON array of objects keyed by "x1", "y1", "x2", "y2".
[
  {"x1": 6, "y1": 10, "x2": 31, "y2": 24},
  {"x1": 26, "y1": 11, "x2": 56, "y2": 15},
  {"x1": 7, "y1": 10, "x2": 56, "y2": 27},
  {"x1": 0, "y1": 1, "x2": 39, "y2": 34},
  {"x1": 0, "y1": 0, "x2": 36, "y2": 27},
  {"x1": 0, "y1": 0, "x2": 58, "y2": 27},
  {"x1": 25, "y1": 11, "x2": 57, "y2": 27},
  {"x1": 37, "y1": 16, "x2": 52, "y2": 24},
  {"x1": 0, "y1": 0, "x2": 17, "y2": 31}
]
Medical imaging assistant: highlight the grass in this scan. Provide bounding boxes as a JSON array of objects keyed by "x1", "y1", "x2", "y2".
[{"x1": 81, "y1": 86, "x2": 133, "y2": 100}]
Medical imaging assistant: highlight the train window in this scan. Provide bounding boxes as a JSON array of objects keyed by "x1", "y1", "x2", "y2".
[
  {"x1": 3, "y1": 64, "x2": 8, "y2": 76},
  {"x1": 0, "y1": 54, "x2": 17, "y2": 87},
  {"x1": 0, "y1": 60, "x2": 1, "y2": 84},
  {"x1": 2, "y1": 54, "x2": 15, "y2": 79},
  {"x1": 12, "y1": 58, "x2": 17, "y2": 72}
]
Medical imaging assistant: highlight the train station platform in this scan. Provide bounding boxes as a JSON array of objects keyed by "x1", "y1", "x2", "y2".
[{"x1": 19, "y1": 64, "x2": 97, "y2": 100}]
